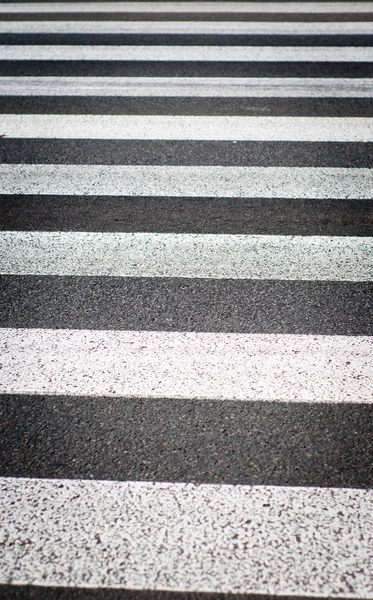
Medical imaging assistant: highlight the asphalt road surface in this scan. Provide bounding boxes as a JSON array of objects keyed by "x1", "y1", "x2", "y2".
[{"x1": 0, "y1": 2, "x2": 372, "y2": 600}]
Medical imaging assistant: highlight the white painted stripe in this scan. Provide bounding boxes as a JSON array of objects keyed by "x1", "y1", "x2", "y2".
[
  {"x1": 1, "y1": 21, "x2": 373, "y2": 35},
  {"x1": 1, "y1": 165, "x2": 372, "y2": 199},
  {"x1": 2, "y1": 115, "x2": 373, "y2": 142},
  {"x1": 1, "y1": 478, "x2": 373, "y2": 597},
  {"x1": 1, "y1": 232, "x2": 371, "y2": 282},
  {"x1": 1, "y1": 3, "x2": 373, "y2": 14},
  {"x1": 2, "y1": 77, "x2": 373, "y2": 98},
  {"x1": 3, "y1": 45, "x2": 373, "y2": 62},
  {"x1": 0, "y1": 329, "x2": 372, "y2": 402}
]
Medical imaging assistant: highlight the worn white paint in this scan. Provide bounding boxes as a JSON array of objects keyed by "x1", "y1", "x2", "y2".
[
  {"x1": 2, "y1": 45, "x2": 373, "y2": 62},
  {"x1": 0, "y1": 329, "x2": 371, "y2": 402},
  {"x1": 0, "y1": 21, "x2": 373, "y2": 34},
  {"x1": 1, "y1": 3, "x2": 372, "y2": 14},
  {"x1": 0, "y1": 232, "x2": 371, "y2": 282},
  {"x1": 1, "y1": 165, "x2": 372, "y2": 198},
  {"x1": 2, "y1": 77, "x2": 372, "y2": 98},
  {"x1": 1, "y1": 477, "x2": 373, "y2": 596},
  {"x1": 1, "y1": 114, "x2": 372, "y2": 142}
]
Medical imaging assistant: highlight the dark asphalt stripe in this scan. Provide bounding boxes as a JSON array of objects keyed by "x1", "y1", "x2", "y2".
[
  {"x1": 2, "y1": 13, "x2": 373, "y2": 22},
  {"x1": 1, "y1": 60, "x2": 372, "y2": 77},
  {"x1": 1, "y1": 33, "x2": 372, "y2": 46},
  {"x1": 1, "y1": 97, "x2": 373, "y2": 116},
  {"x1": 1, "y1": 276, "x2": 372, "y2": 335},
  {"x1": 2, "y1": 195, "x2": 372, "y2": 236},
  {"x1": 1, "y1": 394, "x2": 372, "y2": 488},
  {"x1": 1, "y1": 140, "x2": 372, "y2": 167},
  {"x1": 0, "y1": 587, "x2": 358, "y2": 600}
]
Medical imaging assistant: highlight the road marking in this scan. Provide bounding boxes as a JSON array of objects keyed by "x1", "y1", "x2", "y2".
[
  {"x1": 2, "y1": 76, "x2": 372, "y2": 98},
  {"x1": 1, "y1": 165, "x2": 372, "y2": 198},
  {"x1": 1, "y1": 3, "x2": 373, "y2": 14},
  {"x1": 1, "y1": 114, "x2": 373, "y2": 142},
  {"x1": 1, "y1": 4, "x2": 372, "y2": 600},
  {"x1": 1, "y1": 21, "x2": 373, "y2": 34},
  {"x1": 0, "y1": 329, "x2": 371, "y2": 402},
  {"x1": 0, "y1": 232, "x2": 371, "y2": 281},
  {"x1": 2, "y1": 45, "x2": 373, "y2": 62},
  {"x1": 1, "y1": 477, "x2": 373, "y2": 596}
]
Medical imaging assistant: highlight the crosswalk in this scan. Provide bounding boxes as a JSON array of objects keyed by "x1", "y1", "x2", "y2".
[{"x1": 0, "y1": 2, "x2": 372, "y2": 600}]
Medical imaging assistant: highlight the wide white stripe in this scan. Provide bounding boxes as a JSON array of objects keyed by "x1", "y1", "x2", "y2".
[
  {"x1": 1, "y1": 21, "x2": 373, "y2": 35},
  {"x1": 2, "y1": 76, "x2": 372, "y2": 98},
  {"x1": 1, "y1": 232, "x2": 371, "y2": 282},
  {"x1": 1, "y1": 2, "x2": 372, "y2": 14},
  {"x1": 1, "y1": 165, "x2": 372, "y2": 199},
  {"x1": 1, "y1": 478, "x2": 373, "y2": 597},
  {"x1": 2, "y1": 115, "x2": 372, "y2": 142},
  {"x1": 0, "y1": 329, "x2": 371, "y2": 402},
  {"x1": 3, "y1": 45, "x2": 373, "y2": 62}
]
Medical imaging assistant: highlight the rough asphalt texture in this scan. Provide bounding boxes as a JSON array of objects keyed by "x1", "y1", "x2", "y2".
[{"x1": 0, "y1": 2, "x2": 372, "y2": 599}]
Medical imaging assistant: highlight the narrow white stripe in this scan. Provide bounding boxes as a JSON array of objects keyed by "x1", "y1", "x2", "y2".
[
  {"x1": 1, "y1": 478, "x2": 373, "y2": 597},
  {"x1": 2, "y1": 45, "x2": 373, "y2": 62},
  {"x1": 1, "y1": 232, "x2": 371, "y2": 282},
  {"x1": 1, "y1": 21, "x2": 373, "y2": 35},
  {"x1": 1, "y1": 3, "x2": 372, "y2": 14},
  {"x1": 0, "y1": 329, "x2": 371, "y2": 402},
  {"x1": 2, "y1": 115, "x2": 373, "y2": 142},
  {"x1": 2, "y1": 77, "x2": 372, "y2": 98},
  {"x1": 1, "y1": 165, "x2": 372, "y2": 199}
]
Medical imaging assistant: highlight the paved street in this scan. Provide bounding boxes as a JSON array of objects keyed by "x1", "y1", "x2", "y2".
[{"x1": 0, "y1": 2, "x2": 372, "y2": 599}]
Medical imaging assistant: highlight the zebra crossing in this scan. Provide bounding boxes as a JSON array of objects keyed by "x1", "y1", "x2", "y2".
[{"x1": 0, "y1": 2, "x2": 372, "y2": 599}]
